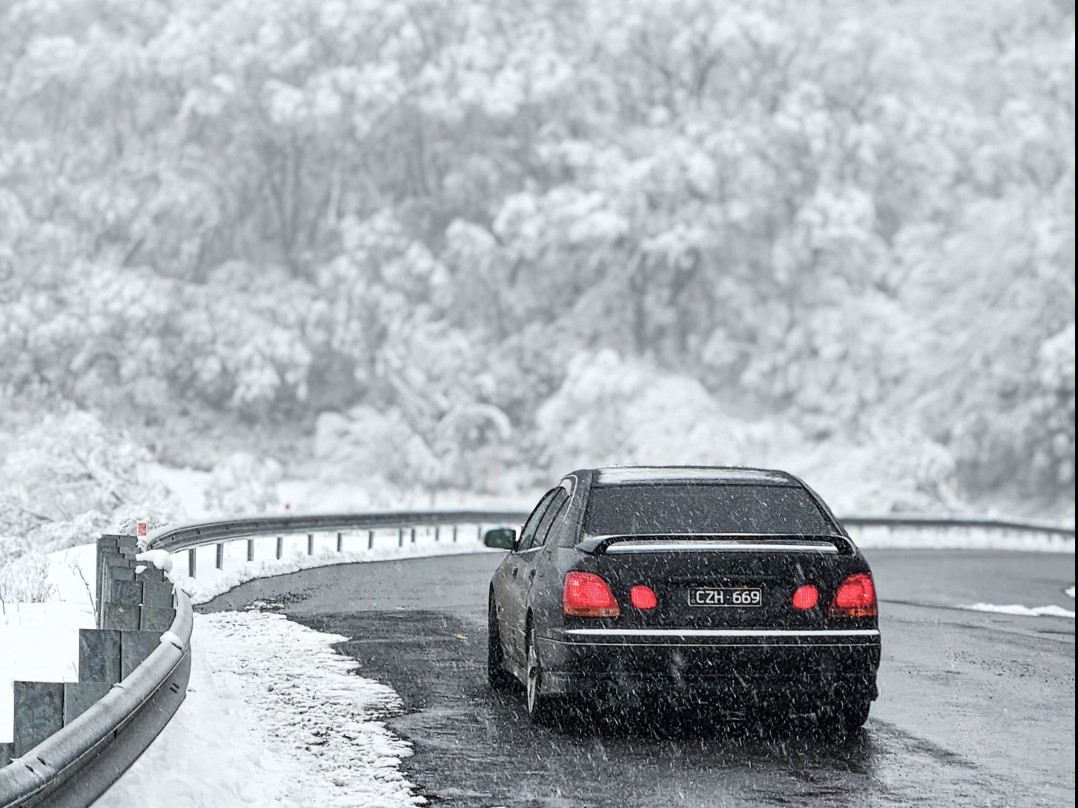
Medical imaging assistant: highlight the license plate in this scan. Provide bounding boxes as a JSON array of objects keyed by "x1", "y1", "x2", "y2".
[{"x1": 688, "y1": 587, "x2": 763, "y2": 607}]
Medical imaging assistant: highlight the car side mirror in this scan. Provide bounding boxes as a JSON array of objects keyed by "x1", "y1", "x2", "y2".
[{"x1": 484, "y1": 527, "x2": 517, "y2": 551}]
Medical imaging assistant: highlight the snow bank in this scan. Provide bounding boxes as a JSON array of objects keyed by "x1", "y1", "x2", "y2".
[
  {"x1": 1066, "y1": 586, "x2": 1075, "y2": 599},
  {"x1": 851, "y1": 527, "x2": 1074, "y2": 554},
  {"x1": 0, "y1": 547, "x2": 98, "y2": 742},
  {"x1": 99, "y1": 612, "x2": 423, "y2": 808},
  {"x1": 0, "y1": 603, "x2": 95, "y2": 742},
  {"x1": 959, "y1": 603, "x2": 1075, "y2": 619}
]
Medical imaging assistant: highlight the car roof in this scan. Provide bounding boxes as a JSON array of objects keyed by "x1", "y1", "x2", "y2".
[{"x1": 585, "y1": 466, "x2": 801, "y2": 487}]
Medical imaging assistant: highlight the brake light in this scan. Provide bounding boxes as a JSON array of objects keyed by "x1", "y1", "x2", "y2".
[
  {"x1": 563, "y1": 572, "x2": 620, "y2": 618},
  {"x1": 792, "y1": 584, "x2": 819, "y2": 610},
  {"x1": 630, "y1": 585, "x2": 658, "y2": 610},
  {"x1": 830, "y1": 573, "x2": 877, "y2": 618}
]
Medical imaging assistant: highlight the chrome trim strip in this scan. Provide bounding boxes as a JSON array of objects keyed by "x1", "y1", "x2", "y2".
[
  {"x1": 564, "y1": 628, "x2": 880, "y2": 639},
  {"x1": 604, "y1": 542, "x2": 838, "y2": 554}
]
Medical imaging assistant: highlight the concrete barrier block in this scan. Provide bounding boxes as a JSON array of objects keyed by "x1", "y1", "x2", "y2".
[
  {"x1": 13, "y1": 682, "x2": 64, "y2": 757},
  {"x1": 102, "y1": 567, "x2": 136, "y2": 609},
  {"x1": 137, "y1": 567, "x2": 167, "y2": 585},
  {"x1": 120, "y1": 632, "x2": 160, "y2": 679},
  {"x1": 63, "y1": 682, "x2": 112, "y2": 725},
  {"x1": 79, "y1": 629, "x2": 122, "y2": 684},
  {"x1": 110, "y1": 579, "x2": 143, "y2": 606},
  {"x1": 0, "y1": 741, "x2": 12, "y2": 767},
  {"x1": 141, "y1": 581, "x2": 174, "y2": 609},
  {"x1": 103, "y1": 603, "x2": 140, "y2": 631},
  {"x1": 139, "y1": 606, "x2": 175, "y2": 632}
]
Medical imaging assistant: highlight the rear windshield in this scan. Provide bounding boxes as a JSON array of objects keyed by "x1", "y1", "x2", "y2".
[{"x1": 583, "y1": 484, "x2": 833, "y2": 536}]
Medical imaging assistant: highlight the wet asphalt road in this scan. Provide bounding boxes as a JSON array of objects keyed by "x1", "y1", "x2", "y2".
[{"x1": 204, "y1": 550, "x2": 1075, "y2": 808}]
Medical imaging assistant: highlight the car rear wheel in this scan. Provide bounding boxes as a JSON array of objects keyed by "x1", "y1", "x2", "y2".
[
  {"x1": 525, "y1": 623, "x2": 558, "y2": 724},
  {"x1": 819, "y1": 697, "x2": 872, "y2": 737},
  {"x1": 838, "y1": 698, "x2": 872, "y2": 735},
  {"x1": 487, "y1": 597, "x2": 514, "y2": 692}
]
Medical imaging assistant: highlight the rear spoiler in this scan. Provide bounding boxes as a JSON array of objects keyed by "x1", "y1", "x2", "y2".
[{"x1": 575, "y1": 533, "x2": 857, "y2": 555}]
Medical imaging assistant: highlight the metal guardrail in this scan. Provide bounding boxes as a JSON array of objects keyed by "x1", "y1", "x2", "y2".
[
  {"x1": 145, "y1": 510, "x2": 532, "y2": 576},
  {"x1": 840, "y1": 514, "x2": 1074, "y2": 538},
  {"x1": 1, "y1": 507, "x2": 1070, "y2": 807}
]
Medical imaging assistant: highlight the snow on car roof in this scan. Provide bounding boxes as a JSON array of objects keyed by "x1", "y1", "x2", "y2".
[{"x1": 593, "y1": 466, "x2": 798, "y2": 486}]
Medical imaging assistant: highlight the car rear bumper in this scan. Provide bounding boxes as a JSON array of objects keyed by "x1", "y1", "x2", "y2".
[{"x1": 537, "y1": 627, "x2": 881, "y2": 701}]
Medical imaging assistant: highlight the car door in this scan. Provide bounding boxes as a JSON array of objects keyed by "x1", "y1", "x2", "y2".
[
  {"x1": 497, "y1": 488, "x2": 560, "y2": 667},
  {"x1": 524, "y1": 485, "x2": 572, "y2": 621}
]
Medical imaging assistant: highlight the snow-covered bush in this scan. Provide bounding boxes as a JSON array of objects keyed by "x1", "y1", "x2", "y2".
[
  {"x1": 312, "y1": 407, "x2": 440, "y2": 491},
  {"x1": 785, "y1": 429, "x2": 961, "y2": 515},
  {"x1": 0, "y1": 549, "x2": 54, "y2": 605},
  {"x1": 536, "y1": 350, "x2": 783, "y2": 472},
  {"x1": 0, "y1": 412, "x2": 177, "y2": 556},
  {"x1": 1029, "y1": 324, "x2": 1075, "y2": 491},
  {"x1": 203, "y1": 453, "x2": 284, "y2": 515}
]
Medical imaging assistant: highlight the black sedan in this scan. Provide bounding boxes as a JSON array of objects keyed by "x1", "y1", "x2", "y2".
[{"x1": 484, "y1": 466, "x2": 881, "y2": 732}]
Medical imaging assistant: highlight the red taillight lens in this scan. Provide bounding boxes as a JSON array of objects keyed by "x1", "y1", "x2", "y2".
[
  {"x1": 830, "y1": 573, "x2": 877, "y2": 618},
  {"x1": 563, "y1": 572, "x2": 620, "y2": 618},
  {"x1": 792, "y1": 584, "x2": 819, "y2": 610},
  {"x1": 630, "y1": 585, "x2": 658, "y2": 610}
]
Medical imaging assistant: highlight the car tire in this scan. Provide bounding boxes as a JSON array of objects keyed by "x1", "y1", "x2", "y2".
[
  {"x1": 839, "y1": 698, "x2": 872, "y2": 735},
  {"x1": 525, "y1": 623, "x2": 559, "y2": 724},
  {"x1": 487, "y1": 597, "x2": 514, "y2": 692},
  {"x1": 820, "y1": 697, "x2": 871, "y2": 737}
]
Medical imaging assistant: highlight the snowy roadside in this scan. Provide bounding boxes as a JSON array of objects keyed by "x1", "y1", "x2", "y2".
[
  {"x1": 0, "y1": 545, "x2": 99, "y2": 742},
  {"x1": 98, "y1": 611, "x2": 423, "y2": 808},
  {"x1": 851, "y1": 527, "x2": 1073, "y2": 554},
  {"x1": 4, "y1": 542, "x2": 425, "y2": 807}
]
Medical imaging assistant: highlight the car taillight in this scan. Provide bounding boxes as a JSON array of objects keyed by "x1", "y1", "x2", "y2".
[
  {"x1": 630, "y1": 585, "x2": 658, "y2": 610},
  {"x1": 563, "y1": 572, "x2": 620, "y2": 618},
  {"x1": 830, "y1": 573, "x2": 877, "y2": 618},
  {"x1": 792, "y1": 584, "x2": 819, "y2": 610}
]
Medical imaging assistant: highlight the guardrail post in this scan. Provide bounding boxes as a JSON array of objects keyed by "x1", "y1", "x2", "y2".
[
  {"x1": 276, "y1": 536, "x2": 283, "y2": 559},
  {"x1": 215, "y1": 542, "x2": 224, "y2": 569},
  {"x1": 398, "y1": 527, "x2": 404, "y2": 547},
  {"x1": 337, "y1": 531, "x2": 343, "y2": 553},
  {"x1": 435, "y1": 526, "x2": 441, "y2": 543},
  {"x1": 477, "y1": 524, "x2": 482, "y2": 541},
  {"x1": 452, "y1": 525, "x2": 458, "y2": 543},
  {"x1": 307, "y1": 533, "x2": 314, "y2": 556},
  {"x1": 188, "y1": 548, "x2": 196, "y2": 577},
  {"x1": 410, "y1": 527, "x2": 416, "y2": 544},
  {"x1": 247, "y1": 539, "x2": 255, "y2": 561},
  {"x1": 368, "y1": 530, "x2": 374, "y2": 550}
]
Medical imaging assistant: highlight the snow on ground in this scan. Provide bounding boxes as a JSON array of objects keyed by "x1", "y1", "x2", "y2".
[
  {"x1": 959, "y1": 603, "x2": 1076, "y2": 619},
  {"x1": 99, "y1": 611, "x2": 423, "y2": 808},
  {"x1": 0, "y1": 546, "x2": 98, "y2": 742},
  {"x1": 1066, "y1": 586, "x2": 1075, "y2": 599},
  {"x1": 0, "y1": 603, "x2": 95, "y2": 743}
]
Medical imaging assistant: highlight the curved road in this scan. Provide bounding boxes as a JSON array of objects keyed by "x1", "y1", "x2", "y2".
[{"x1": 204, "y1": 549, "x2": 1075, "y2": 807}]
